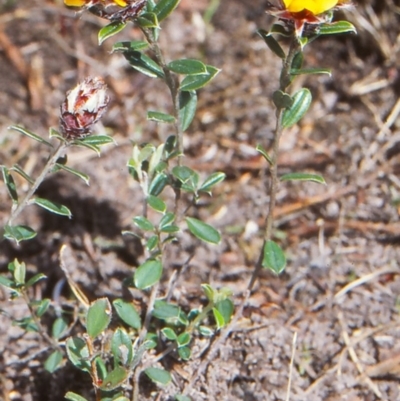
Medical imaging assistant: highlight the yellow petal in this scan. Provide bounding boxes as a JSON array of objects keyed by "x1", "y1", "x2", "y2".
[
  {"x1": 64, "y1": 0, "x2": 86, "y2": 6},
  {"x1": 113, "y1": 0, "x2": 128, "y2": 6},
  {"x1": 283, "y1": 0, "x2": 338, "y2": 15}
]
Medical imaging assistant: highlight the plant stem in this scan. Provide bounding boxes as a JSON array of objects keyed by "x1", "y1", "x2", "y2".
[
  {"x1": 247, "y1": 36, "x2": 300, "y2": 291},
  {"x1": 7, "y1": 142, "x2": 66, "y2": 226}
]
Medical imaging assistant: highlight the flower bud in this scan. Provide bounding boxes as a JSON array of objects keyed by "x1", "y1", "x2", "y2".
[{"x1": 60, "y1": 77, "x2": 109, "y2": 140}]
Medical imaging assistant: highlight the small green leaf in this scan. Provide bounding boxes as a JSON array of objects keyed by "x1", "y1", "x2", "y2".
[
  {"x1": 44, "y1": 350, "x2": 63, "y2": 373},
  {"x1": 168, "y1": 59, "x2": 207, "y2": 75},
  {"x1": 86, "y1": 298, "x2": 112, "y2": 339},
  {"x1": 198, "y1": 326, "x2": 214, "y2": 337},
  {"x1": 272, "y1": 90, "x2": 293, "y2": 109},
  {"x1": 262, "y1": 240, "x2": 286, "y2": 274},
  {"x1": 149, "y1": 173, "x2": 168, "y2": 196},
  {"x1": 291, "y1": 51, "x2": 304, "y2": 70},
  {"x1": 152, "y1": 301, "x2": 180, "y2": 320},
  {"x1": 175, "y1": 395, "x2": 192, "y2": 401},
  {"x1": 177, "y1": 332, "x2": 191, "y2": 347},
  {"x1": 180, "y1": 65, "x2": 220, "y2": 91},
  {"x1": 12, "y1": 259, "x2": 26, "y2": 284},
  {"x1": 319, "y1": 21, "x2": 357, "y2": 36},
  {"x1": 144, "y1": 367, "x2": 171, "y2": 385},
  {"x1": 282, "y1": 88, "x2": 312, "y2": 128},
  {"x1": 133, "y1": 216, "x2": 155, "y2": 231},
  {"x1": 125, "y1": 51, "x2": 165, "y2": 78},
  {"x1": 55, "y1": 164, "x2": 90, "y2": 185},
  {"x1": 153, "y1": 0, "x2": 180, "y2": 21},
  {"x1": 134, "y1": 259, "x2": 162, "y2": 289},
  {"x1": 159, "y1": 212, "x2": 175, "y2": 230},
  {"x1": 76, "y1": 135, "x2": 115, "y2": 147},
  {"x1": 8, "y1": 125, "x2": 53, "y2": 147},
  {"x1": 216, "y1": 299, "x2": 234, "y2": 325},
  {"x1": 65, "y1": 337, "x2": 91, "y2": 372},
  {"x1": 1, "y1": 167, "x2": 18, "y2": 203},
  {"x1": 3, "y1": 225, "x2": 36, "y2": 243},
  {"x1": 136, "y1": 11, "x2": 159, "y2": 28},
  {"x1": 146, "y1": 235, "x2": 159, "y2": 251},
  {"x1": 178, "y1": 346, "x2": 191, "y2": 361},
  {"x1": 52, "y1": 317, "x2": 69, "y2": 339},
  {"x1": 36, "y1": 298, "x2": 51, "y2": 317},
  {"x1": 25, "y1": 273, "x2": 46, "y2": 288},
  {"x1": 147, "y1": 195, "x2": 166, "y2": 213},
  {"x1": 113, "y1": 299, "x2": 141, "y2": 329},
  {"x1": 199, "y1": 172, "x2": 226, "y2": 193},
  {"x1": 100, "y1": 366, "x2": 128, "y2": 391},
  {"x1": 111, "y1": 328, "x2": 133, "y2": 366},
  {"x1": 113, "y1": 40, "x2": 149, "y2": 52},
  {"x1": 185, "y1": 217, "x2": 221, "y2": 244},
  {"x1": 179, "y1": 90, "x2": 197, "y2": 132},
  {"x1": 256, "y1": 144, "x2": 273, "y2": 165},
  {"x1": 280, "y1": 172, "x2": 326, "y2": 184},
  {"x1": 0, "y1": 275, "x2": 14, "y2": 289},
  {"x1": 10, "y1": 164, "x2": 34, "y2": 185},
  {"x1": 257, "y1": 29, "x2": 286, "y2": 59},
  {"x1": 98, "y1": 21, "x2": 127, "y2": 45},
  {"x1": 291, "y1": 68, "x2": 331, "y2": 76},
  {"x1": 147, "y1": 111, "x2": 175, "y2": 123},
  {"x1": 65, "y1": 392, "x2": 89, "y2": 401},
  {"x1": 161, "y1": 327, "x2": 177, "y2": 341},
  {"x1": 270, "y1": 23, "x2": 291, "y2": 37},
  {"x1": 212, "y1": 307, "x2": 225, "y2": 329},
  {"x1": 201, "y1": 284, "x2": 215, "y2": 302},
  {"x1": 33, "y1": 198, "x2": 72, "y2": 218}
]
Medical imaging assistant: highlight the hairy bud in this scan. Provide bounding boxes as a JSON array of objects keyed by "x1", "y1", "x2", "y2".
[{"x1": 60, "y1": 77, "x2": 109, "y2": 140}]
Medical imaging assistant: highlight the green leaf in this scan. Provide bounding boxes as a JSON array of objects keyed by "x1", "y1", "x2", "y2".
[
  {"x1": 178, "y1": 346, "x2": 191, "y2": 360},
  {"x1": 8, "y1": 125, "x2": 53, "y2": 147},
  {"x1": 201, "y1": 284, "x2": 216, "y2": 302},
  {"x1": 272, "y1": 90, "x2": 293, "y2": 109},
  {"x1": 146, "y1": 235, "x2": 159, "y2": 251},
  {"x1": 125, "y1": 51, "x2": 165, "y2": 78},
  {"x1": 159, "y1": 212, "x2": 175, "y2": 230},
  {"x1": 216, "y1": 299, "x2": 234, "y2": 325},
  {"x1": 65, "y1": 392, "x2": 89, "y2": 401},
  {"x1": 136, "y1": 11, "x2": 159, "y2": 28},
  {"x1": 65, "y1": 337, "x2": 91, "y2": 372},
  {"x1": 111, "y1": 328, "x2": 133, "y2": 366},
  {"x1": 168, "y1": 59, "x2": 207, "y2": 75},
  {"x1": 282, "y1": 88, "x2": 312, "y2": 128},
  {"x1": 290, "y1": 68, "x2": 331, "y2": 76},
  {"x1": 153, "y1": 0, "x2": 180, "y2": 21},
  {"x1": 113, "y1": 40, "x2": 148, "y2": 53},
  {"x1": 134, "y1": 259, "x2": 162, "y2": 289},
  {"x1": 280, "y1": 172, "x2": 326, "y2": 184},
  {"x1": 133, "y1": 216, "x2": 155, "y2": 231},
  {"x1": 52, "y1": 317, "x2": 69, "y2": 339},
  {"x1": 86, "y1": 298, "x2": 112, "y2": 339},
  {"x1": 199, "y1": 172, "x2": 226, "y2": 193},
  {"x1": 291, "y1": 51, "x2": 304, "y2": 70},
  {"x1": 185, "y1": 217, "x2": 221, "y2": 244},
  {"x1": 100, "y1": 366, "x2": 128, "y2": 391},
  {"x1": 55, "y1": 164, "x2": 90, "y2": 186},
  {"x1": 98, "y1": 21, "x2": 127, "y2": 45},
  {"x1": 44, "y1": 350, "x2": 63, "y2": 373},
  {"x1": 257, "y1": 29, "x2": 286, "y2": 59},
  {"x1": 269, "y1": 23, "x2": 291, "y2": 37},
  {"x1": 75, "y1": 135, "x2": 115, "y2": 147},
  {"x1": 3, "y1": 225, "x2": 36, "y2": 243},
  {"x1": 212, "y1": 307, "x2": 225, "y2": 329},
  {"x1": 0, "y1": 275, "x2": 14, "y2": 289},
  {"x1": 144, "y1": 367, "x2": 171, "y2": 385},
  {"x1": 262, "y1": 240, "x2": 286, "y2": 274},
  {"x1": 1, "y1": 167, "x2": 18, "y2": 203},
  {"x1": 25, "y1": 273, "x2": 46, "y2": 288},
  {"x1": 13, "y1": 259, "x2": 26, "y2": 284},
  {"x1": 152, "y1": 301, "x2": 180, "y2": 320},
  {"x1": 255, "y1": 144, "x2": 273, "y2": 165},
  {"x1": 147, "y1": 195, "x2": 166, "y2": 213},
  {"x1": 33, "y1": 198, "x2": 72, "y2": 218},
  {"x1": 147, "y1": 111, "x2": 175, "y2": 123},
  {"x1": 198, "y1": 326, "x2": 214, "y2": 337},
  {"x1": 36, "y1": 298, "x2": 51, "y2": 317},
  {"x1": 179, "y1": 90, "x2": 197, "y2": 132},
  {"x1": 180, "y1": 65, "x2": 220, "y2": 91},
  {"x1": 149, "y1": 173, "x2": 168, "y2": 196},
  {"x1": 161, "y1": 327, "x2": 177, "y2": 341},
  {"x1": 319, "y1": 21, "x2": 357, "y2": 36},
  {"x1": 65, "y1": 393, "x2": 88, "y2": 401},
  {"x1": 10, "y1": 164, "x2": 34, "y2": 185},
  {"x1": 177, "y1": 332, "x2": 191, "y2": 347},
  {"x1": 113, "y1": 299, "x2": 141, "y2": 329}
]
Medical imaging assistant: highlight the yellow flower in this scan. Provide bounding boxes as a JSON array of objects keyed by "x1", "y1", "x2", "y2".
[
  {"x1": 282, "y1": 0, "x2": 338, "y2": 16},
  {"x1": 64, "y1": 0, "x2": 128, "y2": 8}
]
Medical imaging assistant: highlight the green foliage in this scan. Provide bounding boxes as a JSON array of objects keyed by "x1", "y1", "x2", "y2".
[
  {"x1": 262, "y1": 241, "x2": 286, "y2": 274},
  {"x1": 86, "y1": 298, "x2": 112, "y2": 339}
]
